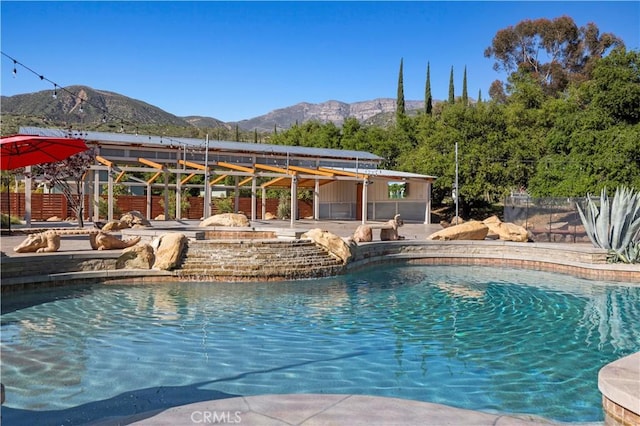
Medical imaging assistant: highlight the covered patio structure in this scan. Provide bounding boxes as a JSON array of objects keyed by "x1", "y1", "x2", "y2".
[{"x1": 18, "y1": 127, "x2": 436, "y2": 227}]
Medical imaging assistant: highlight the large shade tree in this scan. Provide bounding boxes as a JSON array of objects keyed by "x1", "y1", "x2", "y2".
[{"x1": 484, "y1": 16, "x2": 624, "y2": 95}]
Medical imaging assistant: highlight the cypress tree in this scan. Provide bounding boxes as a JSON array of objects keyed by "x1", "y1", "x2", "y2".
[
  {"x1": 477, "y1": 89, "x2": 482, "y2": 104},
  {"x1": 448, "y1": 66, "x2": 455, "y2": 104},
  {"x1": 397, "y1": 58, "x2": 406, "y2": 120},
  {"x1": 425, "y1": 62, "x2": 433, "y2": 115},
  {"x1": 273, "y1": 124, "x2": 277, "y2": 135},
  {"x1": 254, "y1": 129, "x2": 258, "y2": 143},
  {"x1": 235, "y1": 124, "x2": 240, "y2": 142},
  {"x1": 462, "y1": 66, "x2": 468, "y2": 106}
]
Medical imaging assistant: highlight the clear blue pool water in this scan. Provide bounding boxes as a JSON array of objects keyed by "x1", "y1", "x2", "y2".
[{"x1": 1, "y1": 265, "x2": 639, "y2": 425}]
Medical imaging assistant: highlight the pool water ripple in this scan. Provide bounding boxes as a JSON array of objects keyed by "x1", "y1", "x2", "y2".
[{"x1": 1, "y1": 265, "x2": 639, "y2": 425}]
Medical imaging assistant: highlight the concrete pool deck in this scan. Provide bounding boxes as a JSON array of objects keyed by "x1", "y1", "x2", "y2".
[{"x1": 119, "y1": 394, "x2": 574, "y2": 425}]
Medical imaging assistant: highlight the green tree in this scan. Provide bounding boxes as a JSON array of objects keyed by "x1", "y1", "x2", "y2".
[
  {"x1": 462, "y1": 66, "x2": 468, "y2": 106},
  {"x1": 448, "y1": 66, "x2": 455, "y2": 104},
  {"x1": 425, "y1": 62, "x2": 433, "y2": 114},
  {"x1": 397, "y1": 58, "x2": 406, "y2": 120},
  {"x1": 484, "y1": 16, "x2": 624, "y2": 95}
]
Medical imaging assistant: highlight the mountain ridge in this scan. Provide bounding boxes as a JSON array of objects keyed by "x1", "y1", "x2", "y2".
[{"x1": 1, "y1": 85, "x2": 427, "y2": 132}]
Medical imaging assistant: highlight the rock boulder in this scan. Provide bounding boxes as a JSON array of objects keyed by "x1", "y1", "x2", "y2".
[
  {"x1": 427, "y1": 220, "x2": 489, "y2": 241},
  {"x1": 152, "y1": 233, "x2": 187, "y2": 270},
  {"x1": 353, "y1": 225, "x2": 373, "y2": 243},
  {"x1": 121, "y1": 211, "x2": 151, "y2": 227},
  {"x1": 482, "y1": 215, "x2": 530, "y2": 242},
  {"x1": 303, "y1": 228, "x2": 353, "y2": 264},
  {"x1": 116, "y1": 244, "x2": 155, "y2": 269},
  {"x1": 200, "y1": 213, "x2": 250, "y2": 227}
]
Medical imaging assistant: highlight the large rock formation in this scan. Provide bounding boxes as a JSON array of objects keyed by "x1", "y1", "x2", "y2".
[
  {"x1": 353, "y1": 225, "x2": 373, "y2": 243},
  {"x1": 90, "y1": 232, "x2": 141, "y2": 250},
  {"x1": 152, "y1": 232, "x2": 187, "y2": 270},
  {"x1": 483, "y1": 215, "x2": 530, "y2": 242},
  {"x1": 427, "y1": 220, "x2": 489, "y2": 241},
  {"x1": 302, "y1": 228, "x2": 353, "y2": 264},
  {"x1": 199, "y1": 213, "x2": 250, "y2": 227},
  {"x1": 14, "y1": 231, "x2": 61, "y2": 253},
  {"x1": 121, "y1": 211, "x2": 152, "y2": 228},
  {"x1": 101, "y1": 220, "x2": 130, "y2": 232},
  {"x1": 116, "y1": 244, "x2": 155, "y2": 269}
]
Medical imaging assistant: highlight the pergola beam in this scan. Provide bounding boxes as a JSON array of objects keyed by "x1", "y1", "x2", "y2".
[
  {"x1": 216, "y1": 161, "x2": 254, "y2": 174},
  {"x1": 238, "y1": 176, "x2": 253, "y2": 186},
  {"x1": 287, "y1": 165, "x2": 335, "y2": 176},
  {"x1": 147, "y1": 171, "x2": 163, "y2": 184},
  {"x1": 138, "y1": 157, "x2": 165, "y2": 169},
  {"x1": 209, "y1": 174, "x2": 228, "y2": 186},
  {"x1": 178, "y1": 159, "x2": 208, "y2": 171},
  {"x1": 254, "y1": 163, "x2": 295, "y2": 175},
  {"x1": 180, "y1": 172, "x2": 197, "y2": 185},
  {"x1": 261, "y1": 176, "x2": 289, "y2": 188}
]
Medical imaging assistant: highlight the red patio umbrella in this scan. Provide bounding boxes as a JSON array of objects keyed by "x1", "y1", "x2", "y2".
[
  {"x1": 1, "y1": 135, "x2": 89, "y2": 231},
  {"x1": 0, "y1": 134, "x2": 89, "y2": 170}
]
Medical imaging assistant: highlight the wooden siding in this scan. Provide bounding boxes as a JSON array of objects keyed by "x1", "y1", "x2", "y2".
[{"x1": 2, "y1": 193, "x2": 312, "y2": 221}]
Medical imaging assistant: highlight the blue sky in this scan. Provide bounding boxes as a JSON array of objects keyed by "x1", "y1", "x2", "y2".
[{"x1": 1, "y1": 1, "x2": 638, "y2": 123}]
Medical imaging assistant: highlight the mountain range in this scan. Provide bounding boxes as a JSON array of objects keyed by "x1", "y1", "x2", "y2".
[{"x1": 1, "y1": 85, "x2": 426, "y2": 132}]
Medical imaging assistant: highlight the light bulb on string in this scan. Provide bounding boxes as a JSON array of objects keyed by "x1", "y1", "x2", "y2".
[
  {"x1": 52, "y1": 84, "x2": 57, "y2": 99},
  {"x1": 79, "y1": 100, "x2": 84, "y2": 113},
  {"x1": 12, "y1": 60, "x2": 17, "y2": 77}
]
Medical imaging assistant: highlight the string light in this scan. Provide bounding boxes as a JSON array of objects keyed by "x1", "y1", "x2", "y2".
[{"x1": 1, "y1": 50, "x2": 197, "y2": 147}]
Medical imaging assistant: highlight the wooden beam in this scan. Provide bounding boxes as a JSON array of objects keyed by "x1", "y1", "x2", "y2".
[
  {"x1": 254, "y1": 163, "x2": 295, "y2": 175},
  {"x1": 115, "y1": 170, "x2": 126, "y2": 183},
  {"x1": 178, "y1": 159, "x2": 208, "y2": 171},
  {"x1": 319, "y1": 167, "x2": 368, "y2": 179},
  {"x1": 138, "y1": 157, "x2": 164, "y2": 169},
  {"x1": 287, "y1": 165, "x2": 334, "y2": 176},
  {"x1": 180, "y1": 172, "x2": 197, "y2": 185},
  {"x1": 147, "y1": 171, "x2": 162, "y2": 184},
  {"x1": 238, "y1": 176, "x2": 253, "y2": 186},
  {"x1": 261, "y1": 176, "x2": 289, "y2": 188},
  {"x1": 216, "y1": 161, "x2": 254, "y2": 174},
  {"x1": 209, "y1": 174, "x2": 228, "y2": 186},
  {"x1": 95, "y1": 155, "x2": 113, "y2": 167}
]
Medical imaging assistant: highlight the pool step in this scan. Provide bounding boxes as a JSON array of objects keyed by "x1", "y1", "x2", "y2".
[{"x1": 176, "y1": 239, "x2": 345, "y2": 281}]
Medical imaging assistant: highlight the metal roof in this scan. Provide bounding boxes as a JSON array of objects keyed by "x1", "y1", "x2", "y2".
[
  {"x1": 333, "y1": 167, "x2": 437, "y2": 181},
  {"x1": 19, "y1": 126, "x2": 383, "y2": 162}
]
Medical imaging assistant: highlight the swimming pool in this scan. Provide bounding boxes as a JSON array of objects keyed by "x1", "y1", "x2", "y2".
[{"x1": 2, "y1": 265, "x2": 639, "y2": 425}]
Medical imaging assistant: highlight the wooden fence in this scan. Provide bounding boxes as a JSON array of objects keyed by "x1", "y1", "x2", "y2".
[{"x1": 1, "y1": 193, "x2": 312, "y2": 221}]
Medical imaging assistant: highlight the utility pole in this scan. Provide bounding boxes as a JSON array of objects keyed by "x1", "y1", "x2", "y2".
[
  {"x1": 204, "y1": 134, "x2": 211, "y2": 218},
  {"x1": 455, "y1": 141, "x2": 459, "y2": 225}
]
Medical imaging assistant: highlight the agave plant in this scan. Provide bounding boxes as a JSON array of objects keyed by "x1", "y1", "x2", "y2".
[{"x1": 576, "y1": 186, "x2": 640, "y2": 263}]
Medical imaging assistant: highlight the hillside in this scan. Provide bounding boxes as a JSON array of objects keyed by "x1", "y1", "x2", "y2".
[
  {"x1": 0, "y1": 85, "x2": 190, "y2": 128},
  {"x1": 237, "y1": 99, "x2": 425, "y2": 131},
  {"x1": 1, "y1": 85, "x2": 427, "y2": 133}
]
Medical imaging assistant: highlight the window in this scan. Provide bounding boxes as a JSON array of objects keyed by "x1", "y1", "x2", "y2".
[{"x1": 388, "y1": 182, "x2": 407, "y2": 199}]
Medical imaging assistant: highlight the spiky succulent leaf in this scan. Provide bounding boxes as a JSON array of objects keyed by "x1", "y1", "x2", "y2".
[{"x1": 577, "y1": 186, "x2": 640, "y2": 263}]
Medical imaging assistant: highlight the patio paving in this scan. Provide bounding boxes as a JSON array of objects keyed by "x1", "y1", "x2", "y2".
[{"x1": 114, "y1": 394, "x2": 566, "y2": 425}]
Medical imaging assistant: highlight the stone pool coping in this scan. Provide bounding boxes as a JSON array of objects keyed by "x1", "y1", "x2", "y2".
[
  {"x1": 598, "y1": 352, "x2": 640, "y2": 425},
  {"x1": 115, "y1": 394, "x2": 575, "y2": 425}
]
